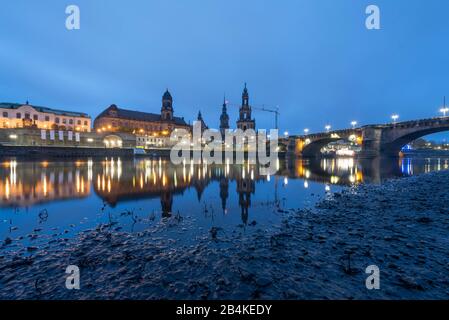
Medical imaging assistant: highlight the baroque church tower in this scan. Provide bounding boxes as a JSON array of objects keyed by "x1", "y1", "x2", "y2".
[
  {"x1": 219, "y1": 96, "x2": 230, "y2": 138},
  {"x1": 236, "y1": 83, "x2": 255, "y2": 131},
  {"x1": 161, "y1": 89, "x2": 173, "y2": 121}
]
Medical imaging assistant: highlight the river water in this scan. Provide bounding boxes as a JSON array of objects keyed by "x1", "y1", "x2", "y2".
[{"x1": 1, "y1": 154, "x2": 448, "y2": 250}]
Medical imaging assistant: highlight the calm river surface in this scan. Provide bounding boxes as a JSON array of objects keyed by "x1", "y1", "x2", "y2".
[{"x1": 1, "y1": 154, "x2": 448, "y2": 249}]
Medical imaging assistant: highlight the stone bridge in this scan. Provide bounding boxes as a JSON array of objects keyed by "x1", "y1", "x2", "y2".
[{"x1": 288, "y1": 116, "x2": 449, "y2": 158}]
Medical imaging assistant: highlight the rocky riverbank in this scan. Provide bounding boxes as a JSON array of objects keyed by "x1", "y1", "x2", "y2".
[{"x1": 1, "y1": 170, "x2": 449, "y2": 300}]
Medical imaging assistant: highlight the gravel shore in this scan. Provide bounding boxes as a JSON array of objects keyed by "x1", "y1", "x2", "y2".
[{"x1": 1, "y1": 170, "x2": 449, "y2": 300}]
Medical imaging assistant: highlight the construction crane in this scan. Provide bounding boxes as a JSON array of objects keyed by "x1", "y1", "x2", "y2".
[
  {"x1": 254, "y1": 105, "x2": 280, "y2": 130},
  {"x1": 225, "y1": 103, "x2": 280, "y2": 129}
]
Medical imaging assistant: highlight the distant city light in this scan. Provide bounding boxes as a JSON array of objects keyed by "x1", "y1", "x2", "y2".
[
  {"x1": 440, "y1": 107, "x2": 449, "y2": 117},
  {"x1": 351, "y1": 121, "x2": 358, "y2": 129},
  {"x1": 440, "y1": 96, "x2": 447, "y2": 117},
  {"x1": 325, "y1": 125, "x2": 331, "y2": 132},
  {"x1": 9, "y1": 134, "x2": 18, "y2": 139},
  {"x1": 391, "y1": 114, "x2": 399, "y2": 124}
]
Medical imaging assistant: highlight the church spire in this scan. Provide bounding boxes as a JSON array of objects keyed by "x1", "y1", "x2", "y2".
[
  {"x1": 236, "y1": 83, "x2": 255, "y2": 131},
  {"x1": 242, "y1": 83, "x2": 249, "y2": 106},
  {"x1": 220, "y1": 95, "x2": 230, "y2": 138}
]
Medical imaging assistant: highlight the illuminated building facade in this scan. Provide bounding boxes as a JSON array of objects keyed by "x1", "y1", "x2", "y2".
[
  {"x1": 0, "y1": 102, "x2": 91, "y2": 132},
  {"x1": 93, "y1": 90, "x2": 191, "y2": 139}
]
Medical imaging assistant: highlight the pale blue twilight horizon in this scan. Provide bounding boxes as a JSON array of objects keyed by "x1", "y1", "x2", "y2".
[{"x1": 0, "y1": 0, "x2": 449, "y2": 138}]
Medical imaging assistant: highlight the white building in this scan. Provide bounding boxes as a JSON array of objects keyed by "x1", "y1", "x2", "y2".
[
  {"x1": 136, "y1": 134, "x2": 170, "y2": 148},
  {"x1": 0, "y1": 102, "x2": 91, "y2": 132}
]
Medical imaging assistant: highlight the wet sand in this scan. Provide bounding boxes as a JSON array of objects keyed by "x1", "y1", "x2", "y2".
[{"x1": 1, "y1": 170, "x2": 449, "y2": 300}]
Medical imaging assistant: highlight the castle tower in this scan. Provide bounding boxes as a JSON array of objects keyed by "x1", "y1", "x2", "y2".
[
  {"x1": 219, "y1": 96, "x2": 230, "y2": 139},
  {"x1": 161, "y1": 89, "x2": 173, "y2": 121},
  {"x1": 236, "y1": 83, "x2": 255, "y2": 131}
]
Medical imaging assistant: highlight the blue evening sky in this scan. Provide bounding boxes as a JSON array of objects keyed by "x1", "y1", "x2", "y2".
[{"x1": 1, "y1": 0, "x2": 448, "y2": 139}]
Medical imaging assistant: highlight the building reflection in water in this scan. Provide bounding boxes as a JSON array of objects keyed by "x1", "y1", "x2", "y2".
[
  {"x1": 0, "y1": 159, "x2": 90, "y2": 207},
  {"x1": 1, "y1": 155, "x2": 449, "y2": 223}
]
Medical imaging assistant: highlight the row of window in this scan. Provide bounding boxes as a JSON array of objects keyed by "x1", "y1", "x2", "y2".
[
  {"x1": 137, "y1": 137, "x2": 165, "y2": 143},
  {"x1": 107, "y1": 121, "x2": 173, "y2": 132},
  {"x1": 1, "y1": 122, "x2": 89, "y2": 131},
  {"x1": 1, "y1": 111, "x2": 88, "y2": 126}
]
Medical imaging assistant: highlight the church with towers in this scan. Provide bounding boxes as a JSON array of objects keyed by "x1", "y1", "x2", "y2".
[
  {"x1": 219, "y1": 83, "x2": 256, "y2": 138},
  {"x1": 93, "y1": 89, "x2": 191, "y2": 135},
  {"x1": 93, "y1": 84, "x2": 257, "y2": 143}
]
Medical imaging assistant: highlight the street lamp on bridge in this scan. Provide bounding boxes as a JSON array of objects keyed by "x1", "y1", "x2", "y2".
[
  {"x1": 440, "y1": 97, "x2": 448, "y2": 117},
  {"x1": 325, "y1": 125, "x2": 331, "y2": 132},
  {"x1": 304, "y1": 128, "x2": 309, "y2": 135},
  {"x1": 351, "y1": 121, "x2": 358, "y2": 129},
  {"x1": 391, "y1": 114, "x2": 399, "y2": 124}
]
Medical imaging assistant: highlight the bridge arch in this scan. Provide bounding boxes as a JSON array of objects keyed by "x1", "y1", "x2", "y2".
[
  {"x1": 301, "y1": 137, "x2": 340, "y2": 157},
  {"x1": 381, "y1": 125, "x2": 449, "y2": 156}
]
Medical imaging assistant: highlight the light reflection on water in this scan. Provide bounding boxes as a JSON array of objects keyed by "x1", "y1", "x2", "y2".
[{"x1": 0, "y1": 154, "x2": 448, "y2": 244}]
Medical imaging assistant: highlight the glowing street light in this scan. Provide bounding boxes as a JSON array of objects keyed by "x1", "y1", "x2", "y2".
[
  {"x1": 351, "y1": 121, "x2": 358, "y2": 129},
  {"x1": 440, "y1": 96, "x2": 448, "y2": 117},
  {"x1": 304, "y1": 128, "x2": 309, "y2": 135},
  {"x1": 325, "y1": 125, "x2": 331, "y2": 132},
  {"x1": 391, "y1": 114, "x2": 399, "y2": 124},
  {"x1": 440, "y1": 107, "x2": 449, "y2": 117},
  {"x1": 284, "y1": 131, "x2": 289, "y2": 137}
]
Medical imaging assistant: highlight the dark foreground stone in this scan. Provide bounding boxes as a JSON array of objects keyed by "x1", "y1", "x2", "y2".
[{"x1": 1, "y1": 171, "x2": 449, "y2": 299}]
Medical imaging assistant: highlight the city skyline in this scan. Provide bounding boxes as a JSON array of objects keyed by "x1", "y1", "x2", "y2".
[{"x1": 1, "y1": 0, "x2": 449, "y2": 138}]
